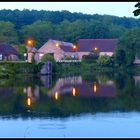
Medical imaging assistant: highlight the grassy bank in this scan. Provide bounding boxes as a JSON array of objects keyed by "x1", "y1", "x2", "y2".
[
  {"x1": 0, "y1": 61, "x2": 140, "y2": 78},
  {"x1": 57, "y1": 61, "x2": 140, "y2": 76},
  {"x1": 0, "y1": 61, "x2": 42, "y2": 78},
  {"x1": 57, "y1": 62, "x2": 115, "y2": 76}
]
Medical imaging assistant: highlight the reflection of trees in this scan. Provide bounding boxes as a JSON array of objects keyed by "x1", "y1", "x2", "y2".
[
  {"x1": 0, "y1": 75, "x2": 43, "y2": 87},
  {"x1": 114, "y1": 72, "x2": 127, "y2": 90},
  {"x1": 114, "y1": 72, "x2": 135, "y2": 96}
]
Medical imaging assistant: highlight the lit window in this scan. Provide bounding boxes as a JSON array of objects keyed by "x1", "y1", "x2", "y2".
[
  {"x1": 0, "y1": 54, "x2": 2, "y2": 60},
  {"x1": 94, "y1": 47, "x2": 98, "y2": 51},
  {"x1": 39, "y1": 54, "x2": 43, "y2": 57},
  {"x1": 55, "y1": 43, "x2": 59, "y2": 47},
  {"x1": 72, "y1": 45, "x2": 77, "y2": 49}
]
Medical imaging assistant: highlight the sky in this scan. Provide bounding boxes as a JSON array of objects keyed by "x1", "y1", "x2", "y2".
[{"x1": 0, "y1": 2, "x2": 138, "y2": 18}]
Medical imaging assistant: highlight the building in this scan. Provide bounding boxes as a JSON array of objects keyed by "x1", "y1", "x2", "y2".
[
  {"x1": 35, "y1": 38, "x2": 140, "y2": 64},
  {"x1": 0, "y1": 43, "x2": 19, "y2": 61},
  {"x1": 25, "y1": 46, "x2": 38, "y2": 63},
  {"x1": 77, "y1": 39, "x2": 118, "y2": 60},
  {"x1": 133, "y1": 56, "x2": 140, "y2": 65},
  {"x1": 36, "y1": 39, "x2": 118, "y2": 63},
  {"x1": 36, "y1": 39, "x2": 78, "y2": 63}
]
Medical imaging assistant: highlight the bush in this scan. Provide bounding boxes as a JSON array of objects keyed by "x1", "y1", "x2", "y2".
[
  {"x1": 97, "y1": 55, "x2": 114, "y2": 66},
  {"x1": 40, "y1": 54, "x2": 58, "y2": 73},
  {"x1": 0, "y1": 61, "x2": 40, "y2": 77},
  {"x1": 82, "y1": 53, "x2": 99, "y2": 63}
]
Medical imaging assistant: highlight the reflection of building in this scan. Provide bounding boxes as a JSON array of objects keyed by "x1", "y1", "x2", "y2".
[
  {"x1": 0, "y1": 87, "x2": 14, "y2": 97},
  {"x1": 133, "y1": 56, "x2": 140, "y2": 64},
  {"x1": 23, "y1": 85, "x2": 40, "y2": 106},
  {"x1": 133, "y1": 76, "x2": 140, "y2": 87},
  {"x1": 47, "y1": 76, "x2": 116, "y2": 99},
  {"x1": 47, "y1": 76, "x2": 82, "y2": 95},
  {"x1": 40, "y1": 75, "x2": 52, "y2": 88}
]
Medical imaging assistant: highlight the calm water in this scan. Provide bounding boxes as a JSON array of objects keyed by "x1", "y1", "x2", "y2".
[{"x1": 0, "y1": 72, "x2": 140, "y2": 138}]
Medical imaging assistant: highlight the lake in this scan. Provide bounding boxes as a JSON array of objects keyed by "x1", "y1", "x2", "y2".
[{"x1": 0, "y1": 72, "x2": 140, "y2": 138}]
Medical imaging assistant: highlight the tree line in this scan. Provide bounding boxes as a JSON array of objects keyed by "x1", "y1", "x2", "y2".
[{"x1": 0, "y1": 9, "x2": 140, "y2": 48}]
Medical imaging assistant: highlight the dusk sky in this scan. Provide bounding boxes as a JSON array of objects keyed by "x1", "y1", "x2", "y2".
[{"x1": 0, "y1": 2, "x2": 138, "y2": 18}]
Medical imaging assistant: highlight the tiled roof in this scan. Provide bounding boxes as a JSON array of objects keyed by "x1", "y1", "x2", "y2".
[
  {"x1": 49, "y1": 39, "x2": 74, "y2": 52},
  {"x1": 77, "y1": 39, "x2": 118, "y2": 52},
  {"x1": 38, "y1": 39, "x2": 74, "y2": 53},
  {"x1": 0, "y1": 43, "x2": 18, "y2": 55}
]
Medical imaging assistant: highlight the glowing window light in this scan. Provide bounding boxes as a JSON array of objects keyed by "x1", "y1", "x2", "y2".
[
  {"x1": 72, "y1": 87, "x2": 76, "y2": 96},
  {"x1": 27, "y1": 97, "x2": 32, "y2": 106},
  {"x1": 93, "y1": 82, "x2": 97, "y2": 93},
  {"x1": 55, "y1": 91, "x2": 59, "y2": 100},
  {"x1": 39, "y1": 54, "x2": 43, "y2": 57},
  {"x1": 55, "y1": 43, "x2": 59, "y2": 47},
  {"x1": 94, "y1": 47, "x2": 98, "y2": 51},
  {"x1": 72, "y1": 45, "x2": 77, "y2": 50}
]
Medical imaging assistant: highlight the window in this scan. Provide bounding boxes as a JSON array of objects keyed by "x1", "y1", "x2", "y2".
[{"x1": 0, "y1": 54, "x2": 2, "y2": 60}]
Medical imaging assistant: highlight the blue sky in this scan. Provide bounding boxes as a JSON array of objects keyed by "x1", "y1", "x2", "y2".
[{"x1": 0, "y1": 2, "x2": 138, "y2": 18}]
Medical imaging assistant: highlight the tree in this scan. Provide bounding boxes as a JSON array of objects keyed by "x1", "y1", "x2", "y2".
[
  {"x1": 20, "y1": 20, "x2": 54, "y2": 48},
  {"x1": 133, "y1": 2, "x2": 140, "y2": 16},
  {"x1": 41, "y1": 54, "x2": 55, "y2": 63},
  {"x1": 40, "y1": 54, "x2": 58, "y2": 73},
  {"x1": 115, "y1": 49, "x2": 126, "y2": 67},
  {"x1": 0, "y1": 21, "x2": 18, "y2": 44},
  {"x1": 115, "y1": 27, "x2": 140, "y2": 66},
  {"x1": 13, "y1": 44, "x2": 27, "y2": 60},
  {"x1": 82, "y1": 48, "x2": 99, "y2": 63},
  {"x1": 97, "y1": 55, "x2": 112, "y2": 66}
]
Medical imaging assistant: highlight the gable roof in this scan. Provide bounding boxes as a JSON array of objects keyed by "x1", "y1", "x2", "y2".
[
  {"x1": 77, "y1": 39, "x2": 118, "y2": 52},
  {"x1": 0, "y1": 43, "x2": 18, "y2": 55},
  {"x1": 38, "y1": 39, "x2": 74, "y2": 53}
]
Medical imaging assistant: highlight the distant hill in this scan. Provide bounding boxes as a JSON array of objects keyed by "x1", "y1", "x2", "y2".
[{"x1": 0, "y1": 9, "x2": 139, "y2": 29}]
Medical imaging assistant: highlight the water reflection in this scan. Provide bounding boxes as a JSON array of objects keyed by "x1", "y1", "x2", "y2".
[
  {"x1": 43, "y1": 75, "x2": 116, "y2": 98},
  {"x1": 0, "y1": 73, "x2": 140, "y2": 118},
  {"x1": 93, "y1": 82, "x2": 97, "y2": 93},
  {"x1": 72, "y1": 87, "x2": 77, "y2": 96},
  {"x1": 27, "y1": 97, "x2": 31, "y2": 106},
  {"x1": 134, "y1": 76, "x2": 140, "y2": 87},
  {"x1": 40, "y1": 75, "x2": 52, "y2": 88},
  {"x1": 54, "y1": 91, "x2": 59, "y2": 100},
  {"x1": 23, "y1": 85, "x2": 40, "y2": 106}
]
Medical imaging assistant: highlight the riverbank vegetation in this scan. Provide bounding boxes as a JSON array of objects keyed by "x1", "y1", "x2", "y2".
[{"x1": 0, "y1": 61, "x2": 41, "y2": 78}]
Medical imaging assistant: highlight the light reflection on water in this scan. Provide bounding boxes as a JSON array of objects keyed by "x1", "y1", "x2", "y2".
[{"x1": 0, "y1": 73, "x2": 140, "y2": 137}]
